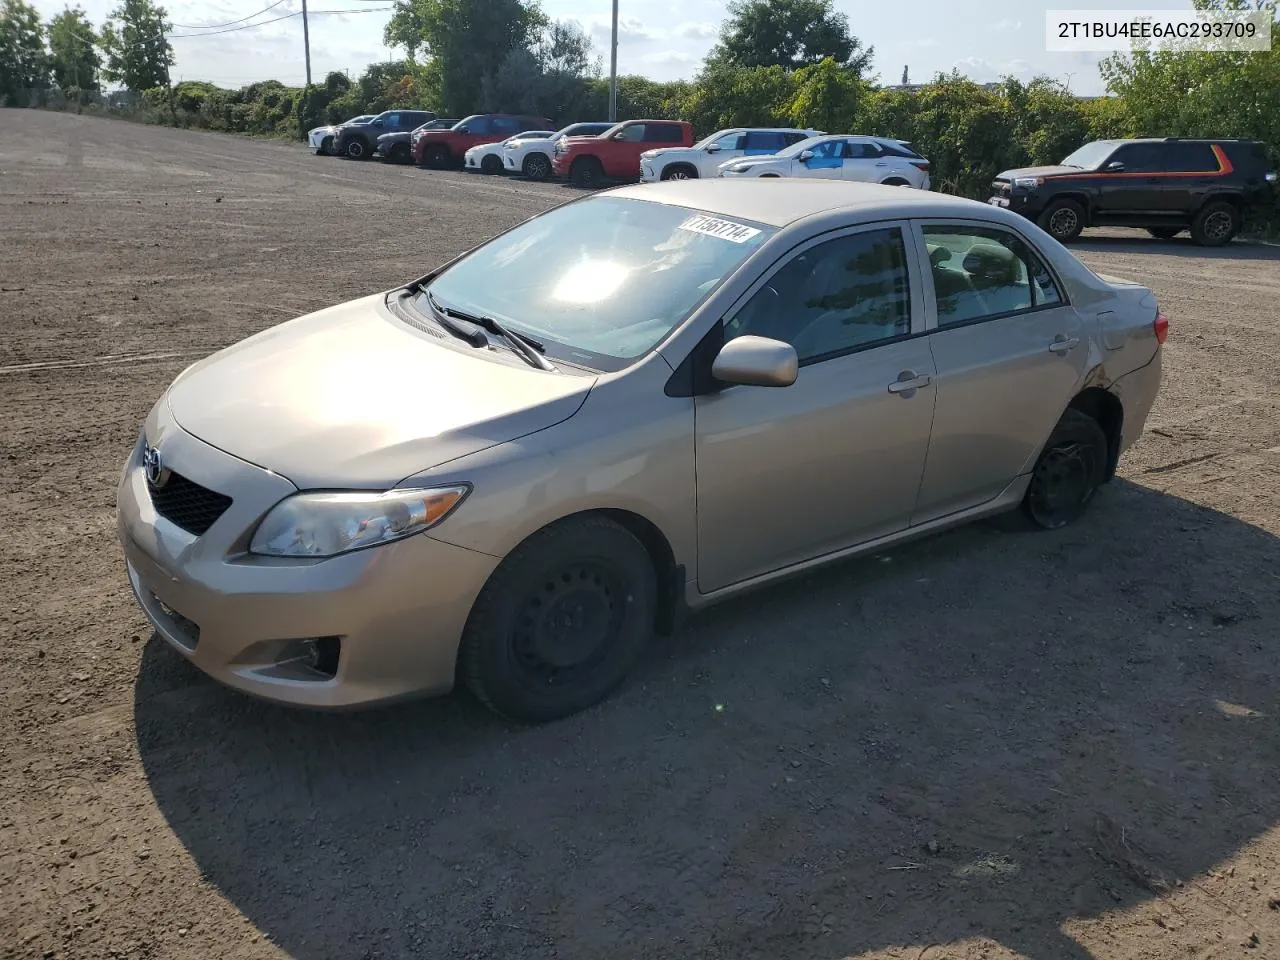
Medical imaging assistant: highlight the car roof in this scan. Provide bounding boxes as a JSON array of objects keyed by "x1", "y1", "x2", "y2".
[{"x1": 606, "y1": 179, "x2": 1003, "y2": 229}]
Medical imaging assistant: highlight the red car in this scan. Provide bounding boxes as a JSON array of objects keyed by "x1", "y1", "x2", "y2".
[
  {"x1": 413, "y1": 113, "x2": 554, "y2": 168},
  {"x1": 552, "y1": 119, "x2": 695, "y2": 186}
]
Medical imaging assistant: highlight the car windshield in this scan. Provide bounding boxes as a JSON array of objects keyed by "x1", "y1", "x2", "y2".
[
  {"x1": 349, "y1": 115, "x2": 374, "y2": 124},
  {"x1": 418, "y1": 196, "x2": 774, "y2": 370},
  {"x1": 452, "y1": 116, "x2": 479, "y2": 130},
  {"x1": 775, "y1": 136, "x2": 827, "y2": 158},
  {"x1": 1060, "y1": 141, "x2": 1117, "y2": 169}
]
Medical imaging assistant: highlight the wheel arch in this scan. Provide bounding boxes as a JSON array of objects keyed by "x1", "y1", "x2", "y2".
[
  {"x1": 662, "y1": 161, "x2": 698, "y2": 179},
  {"x1": 1066, "y1": 386, "x2": 1124, "y2": 481},
  {"x1": 1046, "y1": 190, "x2": 1091, "y2": 218}
]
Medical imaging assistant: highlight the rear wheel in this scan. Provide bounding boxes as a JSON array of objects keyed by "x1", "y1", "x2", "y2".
[
  {"x1": 461, "y1": 516, "x2": 657, "y2": 723},
  {"x1": 1009, "y1": 409, "x2": 1109, "y2": 531},
  {"x1": 388, "y1": 142, "x2": 410, "y2": 163},
  {"x1": 343, "y1": 137, "x2": 368, "y2": 160},
  {"x1": 1190, "y1": 201, "x2": 1238, "y2": 247},
  {"x1": 481, "y1": 154, "x2": 504, "y2": 175},
  {"x1": 424, "y1": 144, "x2": 450, "y2": 169},
  {"x1": 1146, "y1": 227, "x2": 1182, "y2": 240},
  {"x1": 1038, "y1": 198, "x2": 1085, "y2": 243},
  {"x1": 881, "y1": 177, "x2": 911, "y2": 186},
  {"x1": 660, "y1": 164, "x2": 697, "y2": 181},
  {"x1": 570, "y1": 156, "x2": 605, "y2": 188},
  {"x1": 522, "y1": 152, "x2": 552, "y2": 180}
]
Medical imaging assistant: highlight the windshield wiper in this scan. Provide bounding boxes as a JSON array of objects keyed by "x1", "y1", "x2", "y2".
[
  {"x1": 421, "y1": 291, "x2": 487, "y2": 348},
  {"x1": 427, "y1": 293, "x2": 556, "y2": 372}
]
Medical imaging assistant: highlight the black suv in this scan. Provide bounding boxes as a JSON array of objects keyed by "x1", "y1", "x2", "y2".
[
  {"x1": 990, "y1": 138, "x2": 1277, "y2": 246},
  {"x1": 335, "y1": 109, "x2": 437, "y2": 160}
]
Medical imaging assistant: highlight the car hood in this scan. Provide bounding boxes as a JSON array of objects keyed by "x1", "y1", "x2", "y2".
[
  {"x1": 378, "y1": 131, "x2": 410, "y2": 142},
  {"x1": 995, "y1": 164, "x2": 1087, "y2": 180},
  {"x1": 723, "y1": 156, "x2": 780, "y2": 169},
  {"x1": 166, "y1": 293, "x2": 595, "y2": 489},
  {"x1": 558, "y1": 135, "x2": 602, "y2": 150},
  {"x1": 641, "y1": 147, "x2": 690, "y2": 159}
]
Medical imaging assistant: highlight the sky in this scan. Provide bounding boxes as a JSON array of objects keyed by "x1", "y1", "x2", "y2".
[{"x1": 26, "y1": 0, "x2": 1212, "y2": 96}]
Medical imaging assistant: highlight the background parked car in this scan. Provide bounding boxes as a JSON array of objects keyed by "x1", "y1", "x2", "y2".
[
  {"x1": 989, "y1": 137, "x2": 1278, "y2": 246},
  {"x1": 309, "y1": 115, "x2": 375, "y2": 155},
  {"x1": 719, "y1": 135, "x2": 932, "y2": 188},
  {"x1": 465, "y1": 131, "x2": 555, "y2": 173},
  {"x1": 335, "y1": 110, "x2": 437, "y2": 160},
  {"x1": 640, "y1": 127, "x2": 821, "y2": 182},
  {"x1": 504, "y1": 122, "x2": 613, "y2": 180},
  {"x1": 414, "y1": 114, "x2": 554, "y2": 169},
  {"x1": 552, "y1": 119, "x2": 695, "y2": 187},
  {"x1": 376, "y1": 118, "x2": 459, "y2": 163}
]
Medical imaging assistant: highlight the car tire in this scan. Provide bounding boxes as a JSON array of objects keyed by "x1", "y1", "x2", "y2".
[
  {"x1": 1038, "y1": 199, "x2": 1085, "y2": 243},
  {"x1": 881, "y1": 177, "x2": 911, "y2": 186},
  {"x1": 388, "y1": 142, "x2": 410, "y2": 163},
  {"x1": 570, "y1": 156, "x2": 604, "y2": 188},
  {"x1": 1146, "y1": 227, "x2": 1182, "y2": 240},
  {"x1": 1001, "y1": 408, "x2": 1109, "y2": 531},
  {"x1": 1190, "y1": 201, "x2": 1238, "y2": 247},
  {"x1": 319, "y1": 135, "x2": 333, "y2": 155},
  {"x1": 522, "y1": 153, "x2": 552, "y2": 180},
  {"x1": 424, "y1": 144, "x2": 450, "y2": 169},
  {"x1": 461, "y1": 515, "x2": 657, "y2": 723},
  {"x1": 343, "y1": 137, "x2": 368, "y2": 160},
  {"x1": 660, "y1": 164, "x2": 698, "y2": 181},
  {"x1": 759, "y1": 173, "x2": 780, "y2": 178},
  {"x1": 481, "y1": 154, "x2": 503, "y2": 175}
]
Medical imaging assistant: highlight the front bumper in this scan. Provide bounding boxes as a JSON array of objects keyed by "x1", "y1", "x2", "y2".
[
  {"x1": 117, "y1": 418, "x2": 498, "y2": 709},
  {"x1": 308, "y1": 129, "x2": 333, "y2": 150},
  {"x1": 988, "y1": 191, "x2": 1046, "y2": 218},
  {"x1": 639, "y1": 162, "x2": 658, "y2": 183}
]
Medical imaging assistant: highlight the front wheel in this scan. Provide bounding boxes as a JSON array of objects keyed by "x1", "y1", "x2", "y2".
[
  {"x1": 522, "y1": 152, "x2": 552, "y2": 180},
  {"x1": 1038, "y1": 199, "x2": 1085, "y2": 243},
  {"x1": 660, "y1": 164, "x2": 697, "y2": 181},
  {"x1": 1015, "y1": 409, "x2": 1109, "y2": 530},
  {"x1": 424, "y1": 144, "x2": 450, "y2": 169},
  {"x1": 1190, "y1": 201, "x2": 1238, "y2": 247},
  {"x1": 343, "y1": 137, "x2": 368, "y2": 160},
  {"x1": 318, "y1": 135, "x2": 333, "y2": 155},
  {"x1": 461, "y1": 516, "x2": 657, "y2": 723},
  {"x1": 570, "y1": 156, "x2": 605, "y2": 188},
  {"x1": 881, "y1": 177, "x2": 911, "y2": 187},
  {"x1": 388, "y1": 142, "x2": 410, "y2": 163},
  {"x1": 481, "y1": 154, "x2": 504, "y2": 175}
]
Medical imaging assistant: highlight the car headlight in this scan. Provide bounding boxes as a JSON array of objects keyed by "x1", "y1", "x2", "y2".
[
  {"x1": 1013, "y1": 176, "x2": 1043, "y2": 189},
  {"x1": 249, "y1": 486, "x2": 470, "y2": 558},
  {"x1": 726, "y1": 164, "x2": 750, "y2": 173},
  {"x1": 504, "y1": 142, "x2": 519, "y2": 150}
]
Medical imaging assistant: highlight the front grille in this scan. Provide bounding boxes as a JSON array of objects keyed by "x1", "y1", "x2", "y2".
[
  {"x1": 148, "y1": 471, "x2": 232, "y2": 536},
  {"x1": 993, "y1": 180, "x2": 1011, "y2": 197}
]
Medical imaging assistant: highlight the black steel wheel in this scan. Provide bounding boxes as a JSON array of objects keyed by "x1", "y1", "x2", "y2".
[
  {"x1": 343, "y1": 137, "x2": 368, "y2": 160},
  {"x1": 522, "y1": 152, "x2": 552, "y2": 180},
  {"x1": 1020, "y1": 409, "x2": 1108, "y2": 530},
  {"x1": 1038, "y1": 199, "x2": 1085, "y2": 243},
  {"x1": 424, "y1": 144, "x2": 450, "y2": 169},
  {"x1": 1190, "y1": 201, "x2": 1238, "y2": 247},
  {"x1": 570, "y1": 156, "x2": 604, "y2": 188},
  {"x1": 462, "y1": 516, "x2": 656, "y2": 722}
]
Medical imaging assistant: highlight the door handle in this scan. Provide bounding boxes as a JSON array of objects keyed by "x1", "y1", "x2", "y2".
[
  {"x1": 874, "y1": 161, "x2": 888, "y2": 166},
  {"x1": 888, "y1": 371, "x2": 932, "y2": 394},
  {"x1": 1048, "y1": 336, "x2": 1080, "y2": 355}
]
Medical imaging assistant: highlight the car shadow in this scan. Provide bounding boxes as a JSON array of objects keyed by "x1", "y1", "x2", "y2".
[
  {"x1": 134, "y1": 479, "x2": 1280, "y2": 959},
  {"x1": 1073, "y1": 232, "x2": 1280, "y2": 260}
]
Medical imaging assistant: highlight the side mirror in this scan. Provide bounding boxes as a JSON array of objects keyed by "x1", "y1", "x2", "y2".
[
  {"x1": 612, "y1": 131, "x2": 628, "y2": 140},
  {"x1": 706, "y1": 142, "x2": 721, "y2": 153},
  {"x1": 798, "y1": 149, "x2": 814, "y2": 162},
  {"x1": 372, "y1": 119, "x2": 384, "y2": 128},
  {"x1": 1105, "y1": 161, "x2": 1125, "y2": 172},
  {"x1": 711, "y1": 336, "x2": 798, "y2": 388},
  {"x1": 457, "y1": 126, "x2": 470, "y2": 134}
]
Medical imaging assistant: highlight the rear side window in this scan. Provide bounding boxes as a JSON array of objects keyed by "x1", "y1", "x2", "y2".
[
  {"x1": 923, "y1": 225, "x2": 1064, "y2": 327},
  {"x1": 744, "y1": 131, "x2": 786, "y2": 151},
  {"x1": 844, "y1": 141, "x2": 882, "y2": 159},
  {"x1": 648, "y1": 123, "x2": 685, "y2": 144},
  {"x1": 1223, "y1": 141, "x2": 1271, "y2": 172},
  {"x1": 881, "y1": 141, "x2": 923, "y2": 159},
  {"x1": 1164, "y1": 142, "x2": 1219, "y2": 171}
]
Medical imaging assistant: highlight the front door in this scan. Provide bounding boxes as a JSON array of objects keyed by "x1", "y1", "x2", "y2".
[
  {"x1": 1094, "y1": 142, "x2": 1166, "y2": 215},
  {"x1": 912, "y1": 221, "x2": 1091, "y2": 523},
  {"x1": 795, "y1": 138, "x2": 848, "y2": 178},
  {"x1": 694, "y1": 223, "x2": 938, "y2": 592}
]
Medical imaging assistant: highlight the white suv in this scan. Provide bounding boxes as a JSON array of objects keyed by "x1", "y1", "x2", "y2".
[
  {"x1": 639, "y1": 127, "x2": 821, "y2": 182},
  {"x1": 504, "y1": 122, "x2": 613, "y2": 180},
  {"x1": 464, "y1": 131, "x2": 554, "y2": 173},
  {"x1": 718, "y1": 134, "x2": 932, "y2": 189}
]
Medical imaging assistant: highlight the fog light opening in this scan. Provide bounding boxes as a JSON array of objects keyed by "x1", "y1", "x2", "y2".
[{"x1": 304, "y1": 636, "x2": 342, "y2": 678}]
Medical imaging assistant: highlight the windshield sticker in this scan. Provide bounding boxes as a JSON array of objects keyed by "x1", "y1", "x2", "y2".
[{"x1": 677, "y1": 214, "x2": 762, "y2": 244}]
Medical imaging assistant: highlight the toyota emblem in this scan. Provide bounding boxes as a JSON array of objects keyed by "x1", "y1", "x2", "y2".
[{"x1": 143, "y1": 445, "x2": 170, "y2": 488}]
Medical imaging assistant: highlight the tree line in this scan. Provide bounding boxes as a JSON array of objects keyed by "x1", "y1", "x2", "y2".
[{"x1": 2, "y1": 0, "x2": 1276, "y2": 226}]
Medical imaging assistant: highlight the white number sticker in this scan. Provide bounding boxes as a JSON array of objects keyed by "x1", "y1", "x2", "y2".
[{"x1": 677, "y1": 214, "x2": 762, "y2": 244}]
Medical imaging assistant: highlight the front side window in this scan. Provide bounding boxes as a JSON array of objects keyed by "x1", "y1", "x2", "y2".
[
  {"x1": 1110, "y1": 143, "x2": 1163, "y2": 173},
  {"x1": 806, "y1": 139, "x2": 845, "y2": 161},
  {"x1": 726, "y1": 228, "x2": 912, "y2": 363},
  {"x1": 420, "y1": 197, "x2": 774, "y2": 369},
  {"x1": 383, "y1": 112, "x2": 400, "y2": 129},
  {"x1": 714, "y1": 132, "x2": 746, "y2": 151},
  {"x1": 615, "y1": 124, "x2": 647, "y2": 142},
  {"x1": 923, "y1": 225, "x2": 1063, "y2": 327}
]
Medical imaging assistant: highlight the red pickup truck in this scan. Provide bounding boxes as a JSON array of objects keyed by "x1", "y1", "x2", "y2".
[
  {"x1": 414, "y1": 113, "x2": 553, "y2": 168},
  {"x1": 552, "y1": 119, "x2": 695, "y2": 186}
]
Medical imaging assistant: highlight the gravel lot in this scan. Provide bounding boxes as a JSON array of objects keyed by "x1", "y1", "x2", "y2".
[{"x1": 2, "y1": 110, "x2": 1278, "y2": 960}]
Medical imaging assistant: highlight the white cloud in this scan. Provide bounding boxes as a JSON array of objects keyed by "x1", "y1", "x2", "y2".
[
  {"x1": 588, "y1": 15, "x2": 656, "y2": 45},
  {"x1": 952, "y1": 56, "x2": 1036, "y2": 82},
  {"x1": 993, "y1": 19, "x2": 1023, "y2": 32},
  {"x1": 675, "y1": 21, "x2": 718, "y2": 41}
]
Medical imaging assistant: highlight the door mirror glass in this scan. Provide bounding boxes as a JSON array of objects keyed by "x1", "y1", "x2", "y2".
[
  {"x1": 798, "y1": 149, "x2": 814, "y2": 162},
  {"x1": 372, "y1": 119, "x2": 384, "y2": 128},
  {"x1": 1105, "y1": 161, "x2": 1125, "y2": 172},
  {"x1": 711, "y1": 336, "x2": 798, "y2": 388}
]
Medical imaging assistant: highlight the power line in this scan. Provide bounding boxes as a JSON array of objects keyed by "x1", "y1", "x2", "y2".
[
  {"x1": 170, "y1": 0, "x2": 291, "y2": 30},
  {"x1": 169, "y1": 6, "x2": 391, "y2": 37}
]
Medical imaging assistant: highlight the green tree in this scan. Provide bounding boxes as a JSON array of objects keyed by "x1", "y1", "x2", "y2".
[
  {"x1": 101, "y1": 0, "x2": 172, "y2": 93},
  {"x1": 784, "y1": 56, "x2": 869, "y2": 132},
  {"x1": 684, "y1": 62, "x2": 797, "y2": 133},
  {"x1": 706, "y1": 0, "x2": 872, "y2": 76},
  {"x1": 47, "y1": 5, "x2": 100, "y2": 94},
  {"x1": 0, "y1": 0, "x2": 50, "y2": 102},
  {"x1": 1000, "y1": 77, "x2": 1088, "y2": 166},
  {"x1": 384, "y1": 0, "x2": 546, "y2": 115}
]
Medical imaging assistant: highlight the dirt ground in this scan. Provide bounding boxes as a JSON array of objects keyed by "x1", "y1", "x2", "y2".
[{"x1": 1, "y1": 110, "x2": 1278, "y2": 960}]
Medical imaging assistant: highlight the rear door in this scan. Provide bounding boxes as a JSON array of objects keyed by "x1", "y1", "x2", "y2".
[
  {"x1": 911, "y1": 220, "x2": 1090, "y2": 523},
  {"x1": 841, "y1": 140, "x2": 886, "y2": 182}
]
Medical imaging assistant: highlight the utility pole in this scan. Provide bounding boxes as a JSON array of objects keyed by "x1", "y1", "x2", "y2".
[
  {"x1": 608, "y1": 0, "x2": 618, "y2": 122},
  {"x1": 301, "y1": 0, "x2": 312, "y2": 87},
  {"x1": 161, "y1": 20, "x2": 176, "y2": 123}
]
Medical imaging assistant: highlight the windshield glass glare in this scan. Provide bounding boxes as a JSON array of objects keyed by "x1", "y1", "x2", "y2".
[
  {"x1": 420, "y1": 196, "x2": 773, "y2": 369},
  {"x1": 1060, "y1": 141, "x2": 1116, "y2": 169}
]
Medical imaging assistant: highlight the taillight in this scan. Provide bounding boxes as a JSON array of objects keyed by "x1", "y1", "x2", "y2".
[
  {"x1": 1154, "y1": 312, "x2": 1169, "y2": 344},
  {"x1": 911, "y1": 161, "x2": 930, "y2": 171}
]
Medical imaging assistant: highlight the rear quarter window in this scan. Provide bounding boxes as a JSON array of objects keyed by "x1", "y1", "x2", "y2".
[{"x1": 650, "y1": 124, "x2": 686, "y2": 144}]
